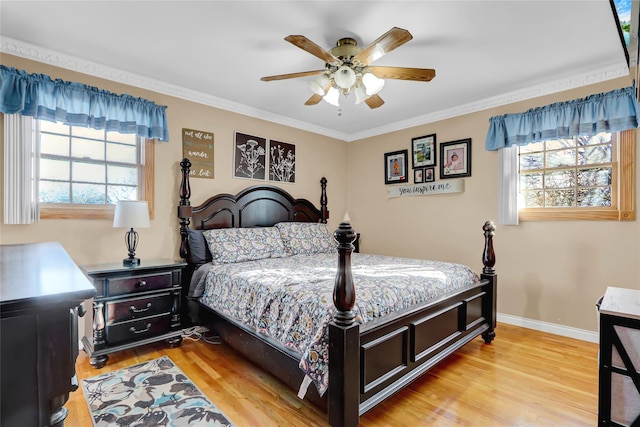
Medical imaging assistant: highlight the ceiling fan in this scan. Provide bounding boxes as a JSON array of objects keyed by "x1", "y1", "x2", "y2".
[{"x1": 260, "y1": 27, "x2": 436, "y2": 109}]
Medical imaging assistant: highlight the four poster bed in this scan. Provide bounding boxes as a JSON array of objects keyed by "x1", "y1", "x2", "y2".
[{"x1": 177, "y1": 158, "x2": 497, "y2": 427}]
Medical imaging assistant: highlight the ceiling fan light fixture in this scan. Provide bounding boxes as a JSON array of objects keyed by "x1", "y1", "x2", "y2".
[
  {"x1": 308, "y1": 74, "x2": 330, "y2": 96},
  {"x1": 334, "y1": 65, "x2": 357, "y2": 90},
  {"x1": 362, "y1": 72, "x2": 385, "y2": 96},
  {"x1": 323, "y1": 86, "x2": 340, "y2": 106}
]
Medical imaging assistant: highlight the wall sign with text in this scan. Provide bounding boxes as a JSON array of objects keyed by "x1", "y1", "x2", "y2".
[{"x1": 182, "y1": 128, "x2": 214, "y2": 179}]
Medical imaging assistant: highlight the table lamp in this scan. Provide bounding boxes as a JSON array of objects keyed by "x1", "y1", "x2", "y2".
[{"x1": 113, "y1": 200, "x2": 150, "y2": 266}]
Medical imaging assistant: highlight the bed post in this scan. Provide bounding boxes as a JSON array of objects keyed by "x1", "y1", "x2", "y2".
[
  {"x1": 178, "y1": 158, "x2": 193, "y2": 259},
  {"x1": 328, "y1": 221, "x2": 359, "y2": 427},
  {"x1": 481, "y1": 220, "x2": 497, "y2": 343},
  {"x1": 320, "y1": 177, "x2": 329, "y2": 223}
]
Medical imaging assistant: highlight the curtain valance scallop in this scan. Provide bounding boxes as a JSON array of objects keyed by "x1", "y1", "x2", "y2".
[
  {"x1": 0, "y1": 65, "x2": 169, "y2": 141},
  {"x1": 486, "y1": 85, "x2": 639, "y2": 151}
]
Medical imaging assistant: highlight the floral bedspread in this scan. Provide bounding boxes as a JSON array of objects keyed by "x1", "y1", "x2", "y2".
[{"x1": 198, "y1": 253, "x2": 479, "y2": 396}]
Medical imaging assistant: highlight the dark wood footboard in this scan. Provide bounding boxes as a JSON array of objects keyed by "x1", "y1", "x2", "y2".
[{"x1": 328, "y1": 221, "x2": 497, "y2": 427}]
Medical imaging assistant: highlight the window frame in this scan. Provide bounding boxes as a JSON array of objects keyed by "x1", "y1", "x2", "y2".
[
  {"x1": 39, "y1": 137, "x2": 155, "y2": 220},
  {"x1": 518, "y1": 129, "x2": 634, "y2": 221}
]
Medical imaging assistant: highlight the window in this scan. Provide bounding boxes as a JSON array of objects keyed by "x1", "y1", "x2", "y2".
[
  {"x1": 38, "y1": 120, "x2": 155, "y2": 220},
  {"x1": 517, "y1": 129, "x2": 634, "y2": 221}
]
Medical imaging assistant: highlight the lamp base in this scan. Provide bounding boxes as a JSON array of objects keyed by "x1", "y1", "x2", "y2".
[{"x1": 123, "y1": 257, "x2": 140, "y2": 266}]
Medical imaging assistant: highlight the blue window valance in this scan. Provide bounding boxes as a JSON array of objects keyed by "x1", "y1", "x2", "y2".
[
  {"x1": 486, "y1": 85, "x2": 639, "y2": 151},
  {"x1": 0, "y1": 65, "x2": 169, "y2": 141}
]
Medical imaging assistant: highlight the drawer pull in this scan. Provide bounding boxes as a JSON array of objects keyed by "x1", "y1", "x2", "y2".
[
  {"x1": 129, "y1": 323, "x2": 152, "y2": 334},
  {"x1": 136, "y1": 280, "x2": 148, "y2": 288},
  {"x1": 129, "y1": 303, "x2": 152, "y2": 314}
]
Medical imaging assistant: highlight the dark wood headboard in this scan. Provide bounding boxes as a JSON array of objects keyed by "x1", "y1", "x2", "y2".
[{"x1": 177, "y1": 158, "x2": 329, "y2": 259}]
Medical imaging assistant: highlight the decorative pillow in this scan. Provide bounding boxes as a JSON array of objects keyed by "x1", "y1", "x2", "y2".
[
  {"x1": 275, "y1": 222, "x2": 335, "y2": 256},
  {"x1": 203, "y1": 227, "x2": 287, "y2": 264},
  {"x1": 187, "y1": 228, "x2": 212, "y2": 265}
]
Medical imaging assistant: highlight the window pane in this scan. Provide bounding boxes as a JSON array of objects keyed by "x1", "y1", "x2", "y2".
[
  {"x1": 579, "y1": 132, "x2": 612, "y2": 146},
  {"x1": 40, "y1": 181, "x2": 70, "y2": 203},
  {"x1": 577, "y1": 167, "x2": 612, "y2": 187},
  {"x1": 581, "y1": 145, "x2": 612, "y2": 165},
  {"x1": 72, "y1": 126, "x2": 105, "y2": 139},
  {"x1": 107, "y1": 142, "x2": 137, "y2": 164},
  {"x1": 519, "y1": 141, "x2": 544, "y2": 153},
  {"x1": 522, "y1": 190, "x2": 544, "y2": 207},
  {"x1": 546, "y1": 148, "x2": 576, "y2": 168},
  {"x1": 545, "y1": 138, "x2": 575, "y2": 150},
  {"x1": 40, "y1": 120, "x2": 69, "y2": 134},
  {"x1": 520, "y1": 152, "x2": 544, "y2": 170},
  {"x1": 578, "y1": 187, "x2": 611, "y2": 207},
  {"x1": 40, "y1": 158, "x2": 70, "y2": 180},
  {"x1": 545, "y1": 189, "x2": 575, "y2": 207},
  {"x1": 40, "y1": 133, "x2": 70, "y2": 156},
  {"x1": 73, "y1": 161, "x2": 105, "y2": 183},
  {"x1": 545, "y1": 169, "x2": 575, "y2": 189},
  {"x1": 72, "y1": 183, "x2": 106, "y2": 204},
  {"x1": 520, "y1": 172, "x2": 543, "y2": 190},
  {"x1": 107, "y1": 131, "x2": 137, "y2": 144},
  {"x1": 108, "y1": 165, "x2": 137, "y2": 185},
  {"x1": 107, "y1": 185, "x2": 137, "y2": 203},
  {"x1": 72, "y1": 138, "x2": 105, "y2": 161}
]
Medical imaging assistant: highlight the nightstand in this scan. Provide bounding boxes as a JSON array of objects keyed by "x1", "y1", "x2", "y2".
[{"x1": 80, "y1": 259, "x2": 187, "y2": 368}]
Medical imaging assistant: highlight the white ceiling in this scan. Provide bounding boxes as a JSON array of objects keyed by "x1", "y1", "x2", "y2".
[{"x1": 0, "y1": 1, "x2": 629, "y2": 142}]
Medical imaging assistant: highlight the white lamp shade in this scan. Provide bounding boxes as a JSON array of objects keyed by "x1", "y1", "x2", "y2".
[
  {"x1": 113, "y1": 200, "x2": 150, "y2": 229},
  {"x1": 308, "y1": 74, "x2": 330, "y2": 96},
  {"x1": 333, "y1": 66, "x2": 356, "y2": 89},
  {"x1": 354, "y1": 85, "x2": 368, "y2": 104},
  {"x1": 323, "y1": 86, "x2": 340, "y2": 106},
  {"x1": 362, "y1": 72, "x2": 385, "y2": 96}
]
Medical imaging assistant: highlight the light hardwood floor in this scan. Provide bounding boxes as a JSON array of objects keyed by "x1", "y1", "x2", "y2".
[{"x1": 66, "y1": 323, "x2": 599, "y2": 426}]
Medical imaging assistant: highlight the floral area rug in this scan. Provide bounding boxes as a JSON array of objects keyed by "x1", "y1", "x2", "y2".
[{"x1": 81, "y1": 355, "x2": 235, "y2": 427}]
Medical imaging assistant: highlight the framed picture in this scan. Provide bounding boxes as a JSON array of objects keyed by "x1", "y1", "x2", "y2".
[
  {"x1": 414, "y1": 168, "x2": 424, "y2": 183},
  {"x1": 384, "y1": 149, "x2": 408, "y2": 184},
  {"x1": 268, "y1": 140, "x2": 295, "y2": 183},
  {"x1": 440, "y1": 138, "x2": 472, "y2": 179},
  {"x1": 234, "y1": 132, "x2": 266, "y2": 180},
  {"x1": 424, "y1": 167, "x2": 435, "y2": 182},
  {"x1": 411, "y1": 134, "x2": 436, "y2": 168}
]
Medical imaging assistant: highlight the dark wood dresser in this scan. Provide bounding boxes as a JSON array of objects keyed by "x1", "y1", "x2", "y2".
[
  {"x1": 598, "y1": 286, "x2": 640, "y2": 426},
  {"x1": 80, "y1": 259, "x2": 186, "y2": 369},
  {"x1": 0, "y1": 242, "x2": 96, "y2": 427}
]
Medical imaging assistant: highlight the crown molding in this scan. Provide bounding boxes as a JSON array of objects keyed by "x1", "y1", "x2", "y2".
[{"x1": 2, "y1": 37, "x2": 628, "y2": 143}]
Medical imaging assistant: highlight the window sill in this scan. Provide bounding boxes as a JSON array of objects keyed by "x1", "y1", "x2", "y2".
[
  {"x1": 40, "y1": 204, "x2": 155, "y2": 220},
  {"x1": 519, "y1": 209, "x2": 634, "y2": 221}
]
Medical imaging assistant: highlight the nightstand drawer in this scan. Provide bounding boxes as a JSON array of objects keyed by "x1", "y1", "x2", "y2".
[
  {"x1": 106, "y1": 292, "x2": 173, "y2": 323},
  {"x1": 106, "y1": 315, "x2": 171, "y2": 345},
  {"x1": 106, "y1": 271, "x2": 173, "y2": 296}
]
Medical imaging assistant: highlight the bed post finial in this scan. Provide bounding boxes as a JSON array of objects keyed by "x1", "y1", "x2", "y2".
[
  {"x1": 178, "y1": 158, "x2": 193, "y2": 259},
  {"x1": 332, "y1": 221, "x2": 357, "y2": 325},
  {"x1": 320, "y1": 177, "x2": 329, "y2": 223},
  {"x1": 482, "y1": 221, "x2": 496, "y2": 275},
  {"x1": 329, "y1": 220, "x2": 360, "y2": 427}
]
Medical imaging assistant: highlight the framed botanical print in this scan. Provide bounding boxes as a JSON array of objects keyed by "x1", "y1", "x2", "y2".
[
  {"x1": 384, "y1": 150, "x2": 408, "y2": 184},
  {"x1": 411, "y1": 134, "x2": 436, "y2": 168},
  {"x1": 234, "y1": 132, "x2": 266, "y2": 180},
  {"x1": 440, "y1": 138, "x2": 472, "y2": 179}
]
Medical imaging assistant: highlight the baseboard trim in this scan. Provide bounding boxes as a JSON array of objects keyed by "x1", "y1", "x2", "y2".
[{"x1": 497, "y1": 313, "x2": 599, "y2": 343}]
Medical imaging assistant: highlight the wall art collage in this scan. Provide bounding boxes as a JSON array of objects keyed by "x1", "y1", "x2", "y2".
[{"x1": 384, "y1": 134, "x2": 472, "y2": 185}]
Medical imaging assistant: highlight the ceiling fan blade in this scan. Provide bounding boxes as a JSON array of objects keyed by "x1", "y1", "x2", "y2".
[
  {"x1": 368, "y1": 66, "x2": 436, "y2": 82},
  {"x1": 261, "y1": 70, "x2": 325, "y2": 82},
  {"x1": 285, "y1": 35, "x2": 341, "y2": 65},
  {"x1": 353, "y1": 27, "x2": 413, "y2": 65},
  {"x1": 365, "y1": 94, "x2": 385, "y2": 109},
  {"x1": 305, "y1": 93, "x2": 323, "y2": 105}
]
